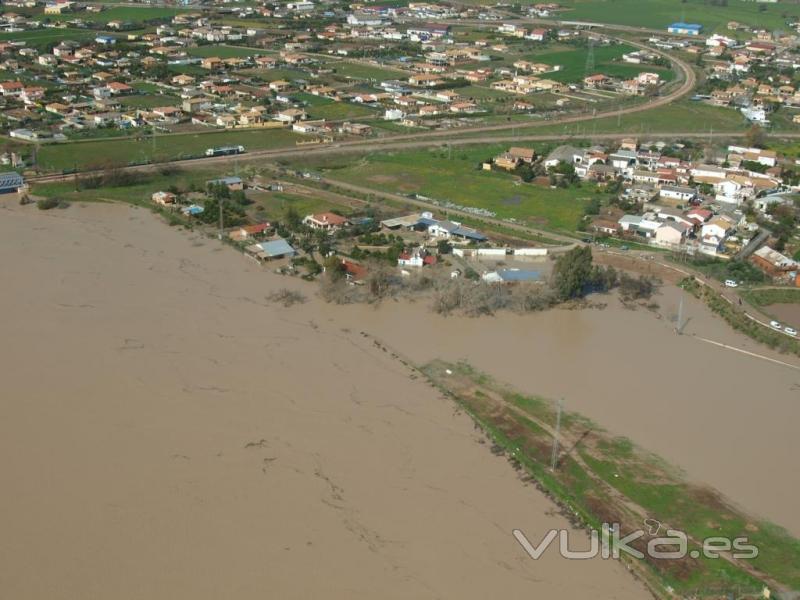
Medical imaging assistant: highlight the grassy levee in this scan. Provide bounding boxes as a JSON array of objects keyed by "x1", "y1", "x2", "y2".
[
  {"x1": 421, "y1": 360, "x2": 800, "y2": 597},
  {"x1": 681, "y1": 278, "x2": 800, "y2": 357},
  {"x1": 740, "y1": 288, "x2": 800, "y2": 308}
]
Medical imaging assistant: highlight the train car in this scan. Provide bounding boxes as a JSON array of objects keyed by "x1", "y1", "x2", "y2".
[{"x1": 205, "y1": 145, "x2": 245, "y2": 157}]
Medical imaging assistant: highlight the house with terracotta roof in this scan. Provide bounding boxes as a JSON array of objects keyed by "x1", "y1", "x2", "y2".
[
  {"x1": 228, "y1": 223, "x2": 271, "y2": 242},
  {"x1": 106, "y1": 82, "x2": 132, "y2": 95},
  {"x1": 303, "y1": 212, "x2": 349, "y2": 232}
]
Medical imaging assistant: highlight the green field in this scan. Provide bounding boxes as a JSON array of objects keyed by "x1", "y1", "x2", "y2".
[
  {"x1": 533, "y1": 43, "x2": 675, "y2": 83},
  {"x1": 186, "y1": 45, "x2": 274, "y2": 59},
  {"x1": 0, "y1": 28, "x2": 98, "y2": 49},
  {"x1": 304, "y1": 145, "x2": 594, "y2": 232},
  {"x1": 31, "y1": 167, "x2": 222, "y2": 205},
  {"x1": 323, "y1": 60, "x2": 408, "y2": 81},
  {"x1": 452, "y1": 98, "x2": 748, "y2": 139},
  {"x1": 35, "y1": 128, "x2": 300, "y2": 172},
  {"x1": 549, "y1": 0, "x2": 800, "y2": 34},
  {"x1": 293, "y1": 93, "x2": 377, "y2": 121},
  {"x1": 34, "y1": 6, "x2": 184, "y2": 24},
  {"x1": 235, "y1": 67, "x2": 309, "y2": 82},
  {"x1": 741, "y1": 288, "x2": 800, "y2": 307},
  {"x1": 119, "y1": 94, "x2": 180, "y2": 109},
  {"x1": 250, "y1": 190, "x2": 352, "y2": 222}
]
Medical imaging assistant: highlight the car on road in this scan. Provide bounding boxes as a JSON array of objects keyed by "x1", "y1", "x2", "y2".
[
  {"x1": 724, "y1": 280, "x2": 738, "y2": 288},
  {"x1": 620, "y1": 245, "x2": 629, "y2": 251},
  {"x1": 785, "y1": 327, "x2": 798, "y2": 337},
  {"x1": 770, "y1": 321, "x2": 782, "y2": 330}
]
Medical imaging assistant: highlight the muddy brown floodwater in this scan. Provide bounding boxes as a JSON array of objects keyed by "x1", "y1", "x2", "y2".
[{"x1": 0, "y1": 202, "x2": 649, "y2": 600}]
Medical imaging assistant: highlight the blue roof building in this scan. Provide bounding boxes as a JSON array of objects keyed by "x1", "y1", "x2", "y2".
[
  {"x1": 0, "y1": 171, "x2": 24, "y2": 194},
  {"x1": 667, "y1": 23, "x2": 702, "y2": 35},
  {"x1": 250, "y1": 238, "x2": 296, "y2": 260}
]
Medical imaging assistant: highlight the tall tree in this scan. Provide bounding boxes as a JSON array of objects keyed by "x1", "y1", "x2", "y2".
[{"x1": 551, "y1": 246, "x2": 594, "y2": 300}]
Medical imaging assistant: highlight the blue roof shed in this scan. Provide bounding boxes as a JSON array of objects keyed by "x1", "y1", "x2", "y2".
[{"x1": 0, "y1": 171, "x2": 24, "y2": 193}]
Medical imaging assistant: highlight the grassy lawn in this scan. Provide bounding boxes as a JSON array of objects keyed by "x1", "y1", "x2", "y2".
[
  {"x1": 35, "y1": 128, "x2": 300, "y2": 172},
  {"x1": 249, "y1": 190, "x2": 352, "y2": 222},
  {"x1": 131, "y1": 81, "x2": 164, "y2": 94},
  {"x1": 306, "y1": 145, "x2": 594, "y2": 232},
  {"x1": 454, "y1": 84, "x2": 517, "y2": 100},
  {"x1": 293, "y1": 93, "x2": 377, "y2": 121},
  {"x1": 119, "y1": 94, "x2": 180, "y2": 109},
  {"x1": 550, "y1": 0, "x2": 800, "y2": 34}
]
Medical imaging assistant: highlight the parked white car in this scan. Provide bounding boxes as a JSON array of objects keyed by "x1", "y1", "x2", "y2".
[
  {"x1": 724, "y1": 280, "x2": 738, "y2": 288},
  {"x1": 785, "y1": 327, "x2": 798, "y2": 337},
  {"x1": 770, "y1": 320, "x2": 782, "y2": 330}
]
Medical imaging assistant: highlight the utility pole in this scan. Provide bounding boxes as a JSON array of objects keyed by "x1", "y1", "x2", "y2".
[
  {"x1": 676, "y1": 295, "x2": 684, "y2": 335},
  {"x1": 550, "y1": 398, "x2": 563, "y2": 471},
  {"x1": 218, "y1": 194, "x2": 224, "y2": 239}
]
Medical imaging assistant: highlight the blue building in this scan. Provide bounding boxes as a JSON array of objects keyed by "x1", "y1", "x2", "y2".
[
  {"x1": 95, "y1": 35, "x2": 116, "y2": 45},
  {"x1": 668, "y1": 23, "x2": 702, "y2": 36},
  {"x1": 0, "y1": 171, "x2": 24, "y2": 194}
]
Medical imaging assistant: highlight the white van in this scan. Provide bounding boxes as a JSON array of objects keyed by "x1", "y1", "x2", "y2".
[{"x1": 724, "y1": 280, "x2": 738, "y2": 288}]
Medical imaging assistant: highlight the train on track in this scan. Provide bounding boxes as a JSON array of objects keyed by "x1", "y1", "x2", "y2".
[{"x1": 205, "y1": 145, "x2": 245, "y2": 157}]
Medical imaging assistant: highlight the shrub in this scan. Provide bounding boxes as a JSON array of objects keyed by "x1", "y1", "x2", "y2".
[{"x1": 36, "y1": 197, "x2": 60, "y2": 210}]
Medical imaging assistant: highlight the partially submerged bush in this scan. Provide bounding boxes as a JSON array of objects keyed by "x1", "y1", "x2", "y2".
[{"x1": 267, "y1": 288, "x2": 307, "y2": 307}]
